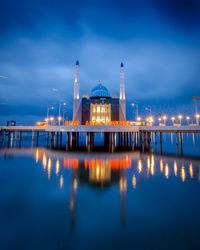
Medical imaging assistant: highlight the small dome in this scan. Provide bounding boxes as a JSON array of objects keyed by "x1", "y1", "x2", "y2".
[{"x1": 91, "y1": 83, "x2": 110, "y2": 98}]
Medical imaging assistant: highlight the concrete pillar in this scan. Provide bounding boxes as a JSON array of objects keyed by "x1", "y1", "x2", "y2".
[
  {"x1": 131, "y1": 132, "x2": 135, "y2": 151},
  {"x1": 76, "y1": 132, "x2": 79, "y2": 148},
  {"x1": 104, "y1": 132, "x2": 110, "y2": 147},
  {"x1": 147, "y1": 132, "x2": 151, "y2": 146},
  {"x1": 46, "y1": 132, "x2": 49, "y2": 147},
  {"x1": 1, "y1": 130, "x2": 5, "y2": 146},
  {"x1": 72, "y1": 132, "x2": 76, "y2": 149},
  {"x1": 176, "y1": 132, "x2": 179, "y2": 146},
  {"x1": 155, "y1": 132, "x2": 157, "y2": 144},
  {"x1": 139, "y1": 131, "x2": 142, "y2": 148},
  {"x1": 19, "y1": 131, "x2": 22, "y2": 147},
  {"x1": 180, "y1": 132, "x2": 183, "y2": 156},
  {"x1": 50, "y1": 132, "x2": 54, "y2": 148},
  {"x1": 67, "y1": 132, "x2": 70, "y2": 150},
  {"x1": 32, "y1": 131, "x2": 34, "y2": 141},
  {"x1": 36, "y1": 131, "x2": 39, "y2": 147},
  {"x1": 59, "y1": 132, "x2": 63, "y2": 148},
  {"x1": 160, "y1": 132, "x2": 163, "y2": 154}
]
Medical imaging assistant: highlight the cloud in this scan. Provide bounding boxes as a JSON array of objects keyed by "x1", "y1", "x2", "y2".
[{"x1": 0, "y1": 0, "x2": 200, "y2": 123}]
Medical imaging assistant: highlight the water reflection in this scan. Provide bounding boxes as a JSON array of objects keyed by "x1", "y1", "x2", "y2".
[{"x1": 1, "y1": 147, "x2": 200, "y2": 228}]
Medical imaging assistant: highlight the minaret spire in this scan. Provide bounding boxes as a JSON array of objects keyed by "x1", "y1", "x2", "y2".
[
  {"x1": 120, "y1": 62, "x2": 125, "y2": 100},
  {"x1": 74, "y1": 60, "x2": 79, "y2": 100},
  {"x1": 119, "y1": 62, "x2": 126, "y2": 120},
  {"x1": 73, "y1": 60, "x2": 81, "y2": 122}
]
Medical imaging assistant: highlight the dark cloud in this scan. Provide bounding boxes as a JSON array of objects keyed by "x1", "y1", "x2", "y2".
[{"x1": 0, "y1": 0, "x2": 200, "y2": 123}]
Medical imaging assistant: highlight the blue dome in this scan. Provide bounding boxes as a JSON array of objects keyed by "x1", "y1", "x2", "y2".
[{"x1": 91, "y1": 83, "x2": 110, "y2": 98}]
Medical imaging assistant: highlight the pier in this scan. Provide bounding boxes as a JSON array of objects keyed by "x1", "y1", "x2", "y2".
[{"x1": 0, "y1": 125, "x2": 200, "y2": 153}]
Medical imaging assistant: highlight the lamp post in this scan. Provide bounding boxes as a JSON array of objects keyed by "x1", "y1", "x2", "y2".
[
  {"x1": 163, "y1": 116, "x2": 167, "y2": 126},
  {"x1": 63, "y1": 110, "x2": 67, "y2": 125},
  {"x1": 47, "y1": 106, "x2": 54, "y2": 124},
  {"x1": 58, "y1": 116, "x2": 62, "y2": 125},
  {"x1": 50, "y1": 116, "x2": 54, "y2": 126},
  {"x1": 149, "y1": 116, "x2": 154, "y2": 126},
  {"x1": 178, "y1": 115, "x2": 182, "y2": 126},
  {"x1": 186, "y1": 116, "x2": 190, "y2": 125},
  {"x1": 171, "y1": 117, "x2": 175, "y2": 126},
  {"x1": 196, "y1": 114, "x2": 200, "y2": 125},
  {"x1": 58, "y1": 101, "x2": 66, "y2": 126},
  {"x1": 192, "y1": 96, "x2": 199, "y2": 123},
  {"x1": 131, "y1": 102, "x2": 138, "y2": 121},
  {"x1": 145, "y1": 106, "x2": 152, "y2": 116}
]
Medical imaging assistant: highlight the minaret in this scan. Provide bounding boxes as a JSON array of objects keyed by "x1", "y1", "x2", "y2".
[
  {"x1": 119, "y1": 62, "x2": 126, "y2": 120},
  {"x1": 120, "y1": 62, "x2": 125, "y2": 100},
  {"x1": 73, "y1": 60, "x2": 81, "y2": 121},
  {"x1": 74, "y1": 60, "x2": 80, "y2": 100}
]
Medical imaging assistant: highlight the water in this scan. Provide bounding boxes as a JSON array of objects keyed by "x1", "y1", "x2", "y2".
[{"x1": 0, "y1": 134, "x2": 200, "y2": 250}]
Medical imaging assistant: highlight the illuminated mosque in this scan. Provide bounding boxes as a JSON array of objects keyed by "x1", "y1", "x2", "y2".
[{"x1": 72, "y1": 60, "x2": 126, "y2": 124}]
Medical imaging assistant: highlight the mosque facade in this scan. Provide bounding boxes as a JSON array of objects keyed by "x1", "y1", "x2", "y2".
[{"x1": 72, "y1": 61, "x2": 126, "y2": 125}]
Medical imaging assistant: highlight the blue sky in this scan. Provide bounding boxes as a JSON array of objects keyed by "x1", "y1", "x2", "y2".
[{"x1": 0, "y1": 0, "x2": 200, "y2": 124}]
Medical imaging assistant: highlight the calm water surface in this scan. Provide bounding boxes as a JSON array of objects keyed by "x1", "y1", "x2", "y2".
[{"x1": 0, "y1": 134, "x2": 200, "y2": 250}]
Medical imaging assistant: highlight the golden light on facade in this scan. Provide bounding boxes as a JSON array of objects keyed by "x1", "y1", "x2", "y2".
[
  {"x1": 132, "y1": 175, "x2": 136, "y2": 189},
  {"x1": 137, "y1": 117, "x2": 141, "y2": 121},
  {"x1": 181, "y1": 166, "x2": 186, "y2": 182},
  {"x1": 90, "y1": 103, "x2": 111, "y2": 124}
]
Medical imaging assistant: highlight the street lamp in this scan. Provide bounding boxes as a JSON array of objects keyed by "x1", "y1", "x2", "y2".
[
  {"x1": 44, "y1": 118, "x2": 49, "y2": 123},
  {"x1": 63, "y1": 110, "x2": 68, "y2": 124},
  {"x1": 149, "y1": 116, "x2": 154, "y2": 126},
  {"x1": 178, "y1": 115, "x2": 182, "y2": 126},
  {"x1": 58, "y1": 101, "x2": 66, "y2": 126},
  {"x1": 163, "y1": 116, "x2": 167, "y2": 126},
  {"x1": 192, "y1": 96, "x2": 199, "y2": 123},
  {"x1": 50, "y1": 116, "x2": 54, "y2": 126},
  {"x1": 47, "y1": 106, "x2": 54, "y2": 123},
  {"x1": 145, "y1": 106, "x2": 152, "y2": 116},
  {"x1": 186, "y1": 116, "x2": 190, "y2": 125},
  {"x1": 58, "y1": 116, "x2": 62, "y2": 124},
  {"x1": 131, "y1": 102, "x2": 138, "y2": 121},
  {"x1": 196, "y1": 114, "x2": 200, "y2": 125},
  {"x1": 171, "y1": 117, "x2": 175, "y2": 126}
]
